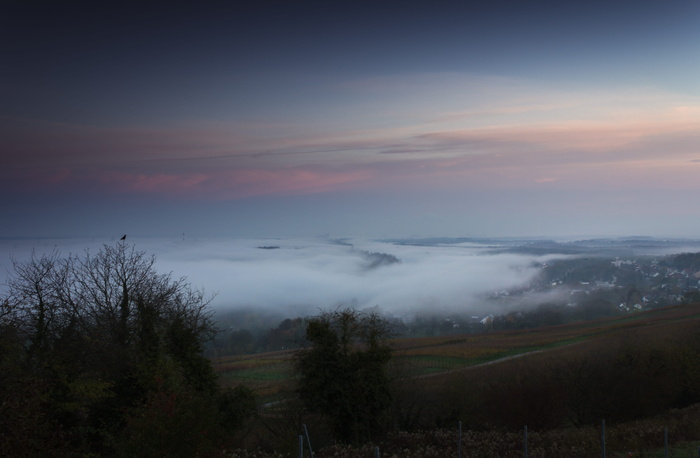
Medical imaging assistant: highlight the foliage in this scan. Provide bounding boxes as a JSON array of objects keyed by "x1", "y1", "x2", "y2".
[
  {"x1": 664, "y1": 252, "x2": 700, "y2": 271},
  {"x1": 118, "y1": 381, "x2": 221, "y2": 457},
  {"x1": 218, "y1": 385, "x2": 258, "y2": 431},
  {"x1": 0, "y1": 242, "x2": 255, "y2": 455},
  {"x1": 295, "y1": 308, "x2": 393, "y2": 444}
]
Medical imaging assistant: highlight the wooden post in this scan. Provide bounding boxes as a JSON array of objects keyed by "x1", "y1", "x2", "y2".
[{"x1": 601, "y1": 419, "x2": 606, "y2": 458}]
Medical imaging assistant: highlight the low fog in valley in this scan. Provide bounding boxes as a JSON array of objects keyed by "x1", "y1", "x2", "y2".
[
  {"x1": 4, "y1": 236, "x2": 700, "y2": 330},
  {"x1": 0, "y1": 237, "x2": 554, "y2": 318}
]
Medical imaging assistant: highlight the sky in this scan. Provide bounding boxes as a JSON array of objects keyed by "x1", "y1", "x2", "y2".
[{"x1": 2, "y1": 0, "x2": 700, "y2": 239}]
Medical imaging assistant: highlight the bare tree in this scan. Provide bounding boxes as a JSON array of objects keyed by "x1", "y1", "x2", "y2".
[
  {"x1": 0, "y1": 242, "x2": 261, "y2": 456},
  {"x1": 5, "y1": 250, "x2": 70, "y2": 356},
  {"x1": 6, "y1": 243, "x2": 213, "y2": 355}
]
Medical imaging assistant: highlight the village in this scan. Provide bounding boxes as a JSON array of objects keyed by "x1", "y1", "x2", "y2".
[{"x1": 460, "y1": 252, "x2": 700, "y2": 333}]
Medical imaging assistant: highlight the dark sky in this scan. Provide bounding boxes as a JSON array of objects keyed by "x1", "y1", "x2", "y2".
[{"x1": 2, "y1": 1, "x2": 700, "y2": 238}]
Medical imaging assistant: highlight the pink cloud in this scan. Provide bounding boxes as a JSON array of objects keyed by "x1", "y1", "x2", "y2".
[
  {"x1": 417, "y1": 119, "x2": 700, "y2": 157},
  {"x1": 97, "y1": 172, "x2": 211, "y2": 194},
  {"x1": 86, "y1": 166, "x2": 375, "y2": 199},
  {"x1": 3, "y1": 83, "x2": 699, "y2": 202},
  {"x1": 208, "y1": 167, "x2": 375, "y2": 198}
]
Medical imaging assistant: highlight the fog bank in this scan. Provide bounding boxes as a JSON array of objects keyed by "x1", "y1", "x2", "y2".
[{"x1": 0, "y1": 236, "x2": 561, "y2": 317}]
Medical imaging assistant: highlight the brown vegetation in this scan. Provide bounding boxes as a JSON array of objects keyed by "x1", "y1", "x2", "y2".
[{"x1": 214, "y1": 303, "x2": 700, "y2": 456}]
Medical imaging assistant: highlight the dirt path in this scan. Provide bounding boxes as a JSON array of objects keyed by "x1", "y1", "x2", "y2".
[{"x1": 414, "y1": 341, "x2": 583, "y2": 379}]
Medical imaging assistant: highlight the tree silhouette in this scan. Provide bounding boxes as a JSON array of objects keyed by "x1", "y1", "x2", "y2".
[
  {"x1": 295, "y1": 308, "x2": 393, "y2": 444},
  {"x1": 0, "y1": 242, "x2": 253, "y2": 455}
]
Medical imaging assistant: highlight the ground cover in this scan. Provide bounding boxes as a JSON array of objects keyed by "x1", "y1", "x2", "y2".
[
  {"x1": 213, "y1": 350, "x2": 296, "y2": 398},
  {"x1": 391, "y1": 304, "x2": 700, "y2": 377},
  {"x1": 214, "y1": 303, "x2": 700, "y2": 455},
  {"x1": 213, "y1": 303, "x2": 700, "y2": 390}
]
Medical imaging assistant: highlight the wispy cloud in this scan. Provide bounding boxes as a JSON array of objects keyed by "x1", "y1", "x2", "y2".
[{"x1": 2, "y1": 74, "x2": 699, "y2": 200}]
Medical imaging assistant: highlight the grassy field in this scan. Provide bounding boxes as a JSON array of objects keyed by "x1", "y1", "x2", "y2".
[
  {"x1": 214, "y1": 303, "x2": 700, "y2": 456},
  {"x1": 213, "y1": 349, "x2": 296, "y2": 399},
  {"x1": 212, "y1": 303, "x2": 700, "y2": 395}
]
